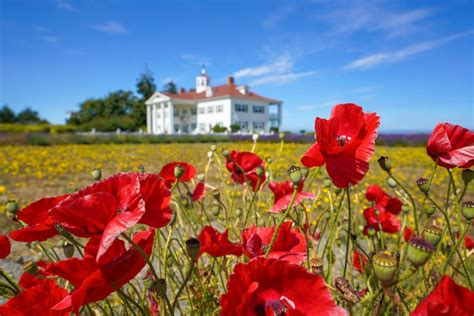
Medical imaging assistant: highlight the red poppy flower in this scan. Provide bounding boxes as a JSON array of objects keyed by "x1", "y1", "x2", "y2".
[
  {"x1": 241, "y1": 222, "x2": 306, "y2": 264},
  {"x1": 49, "y1": 173, "x2": 171, "y2": 260},
  {"x1": 268, "y1": 179, "x2": 315, "y2": 213},
  {"x1": 411, "y1": 275, "x2": 474, "y2": 316},
  {"x1": 426, "y1": 123, "x2": 474, "y2": 169},
  {"x1": 18, "y1": 261, "x2": 52, "y2": 289},
  {"x1": 0, "y1": 278, "x2": 68, "y2": 316},
  {"x1": 0, "y1": 235, "x2": 11, "y2": 259},
  {"x1": 197, "y1": 226, "x2": 243, "y2": 258},
  {"x1": 353, "y1": 250, "x2": 368, "y2": 273},
  {"x1": 301, "y1": 103, "x2": 380, "y2": 188},
  {"x1": 9, "y1": 194, "x2": 71, "y2": 242},
  {"x1": 365, "y1": 184, "x2": 402, "y2": 215},
  {"x1": 159, "y1": 161, "x2": 197, "y2": 188},
  {"x1": 46, "y1": 229, "x2": 155, "y2": 313},
  {"x1": 220, "y1": 257, "x2": 346, "y2": 315},
  {"x1": 226, "y1": 151, "x2": 266, "y2": 192},
  {"x1": 191, "y1": 181, "x2": 206, "y2": 202},
  {"x1": 465, "y1": 235, "x2": 474, "y2": 250},
  {"x1": 404, "y1": 227, "x2": 413, "y2": 242},
  {"x1": 363, "y1": 207, "x2": 401, "y2": 234}
]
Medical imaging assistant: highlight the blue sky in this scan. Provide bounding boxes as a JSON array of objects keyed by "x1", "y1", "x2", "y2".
[{"x1": 1, "y1": 0, "x2": 473, "y2": 132}]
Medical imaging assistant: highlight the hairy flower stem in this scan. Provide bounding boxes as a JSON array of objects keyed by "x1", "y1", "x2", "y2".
[
  {"x1": 441, "y1": 221, "x2": 470, "y2": 275},
  {"x1": 425, "y1": 195, "x2": 473, "y2": 290},
  {"x1": 0, "y1": 270, "x2": 20, "y2": 294},
  {"x1": 242, "y1": 179, "x2": 261, "y2": 228},
  {"x1": 388, "y1": 173, "x2": 419, "y2": 235},
  {"x1": 343, "y1": 187, "x2": 352, "y2": 278},
  {"x1": 265, "y1": 188, "x2": 298, "y2": 257},
  {"x1": 171, "y1": 261, "x2": 195, "y2": 313}
]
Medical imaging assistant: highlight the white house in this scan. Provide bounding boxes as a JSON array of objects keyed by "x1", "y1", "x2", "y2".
[{"x1": 145, "y1": 67, "x2": 282, "y2": 134}]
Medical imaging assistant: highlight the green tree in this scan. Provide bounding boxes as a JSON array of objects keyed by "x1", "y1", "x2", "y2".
[
  {"x1": 17, "y1": 107, "x2": 46, "y2": 124},
  {"x1": 0, "y1": 105, "x2": 16, "y2": 123},
  {"x1": 163, "y1": 81, "x2": 177, "y2": 94},
  {"x1": 134, "y1": 68, "x2": 156, "y2": 127}
]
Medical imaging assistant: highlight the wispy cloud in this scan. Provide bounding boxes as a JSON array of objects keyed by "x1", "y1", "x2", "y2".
[
  {"x1": 250, "y1": 71, "x2": 317, "y2": 86},
  {"x1": 92, "y1": 21, "x2": 128, "y2": 34},
  {"x1": 56, "y1": 0, "x2": 77, "y2": 12},
  {"x1": 345, "y1": 30, "x2": 474, "y2": 70},
  {"x1": 39, "y1": 35, "x2": 59, "y2": 43},
  {"x1": 262, "y1": 5, "x2": 295, "y2": 29},
  {"x1": 234, "y1": 54, "x2": 293, "y2": 78},
  {"x1": 180, "y1": 53, "x2": 212, "y2": 67}
]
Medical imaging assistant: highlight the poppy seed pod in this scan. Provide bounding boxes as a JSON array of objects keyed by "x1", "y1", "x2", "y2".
[
  {"x1": 185, "y1": 238, "x2": 201, "y2": 260},
  {"x1": 221, "y1": 149, "x2": 229, "y2": 157},
  {"x1": 287, "y1": 165, "x2": 303, "y2": 185},
  {"x1": 402, "y1": 204, "x2": 410, "y2": 214},
  {"x1": 461, "y1": 201, "x2": 474, "y2": 220},
  {"x1": 266, "y1": 157, "x2": 273, "y2": 164},
  {"x1": 5, "y1": 200, "x2": 19, "y2": 221},
  {"x1": 367, "y1": 227, "x2": 376, "y2": 238},
  {"x1": 151, "y1": 278, "x2": 167, "y2": 298},
  {"x1": 372, "y1": 251, "x2": 398, "y2": 284},
  {"x1": 174, "y1": 164, "x2": 185, "y2": 180},
  {"x1": 425, "y1": 203, "x2": 436, "y2": 216},
  {"x1": 211, "y1": 204, "x2": 220, "y2": 216},
  {"x1": 137, "y1": 165, "x2": 145, "y2": 173},
  {"x1": 210, "y1": 144, "x2": 217, "y2": 152},
  {"x1": 462, "y1": 169, "x2": 474, "y2": 184},
  {"x1": 407, "y1": 237, "x2": 434, "y2": 267},
  {"x1": 255, "y1": 166, "x2": 264, "y2": 178},
  {"x1": 23, "y1": 261, "x2": 39, "y2": 275},
  {"x1": 301, "y1": 167, "x2": 309, "y2": 178},
  {"x1": 310, "y1": 258, "x2": 323, "y2": 275},
  {"x1": 235, "y1": 208, "x2": 242, "y2": 217},
  {"x1": 252, "y1": 133, "x2": 259, "y2": 141},
  {"x1": 423, "y1": 225, "x2": 442, "y2": 247},
  {"x1": 334, "y1": 187, "x2": 342, "y2": 195},
  {"x1": 91, "y1": 169, "x2": 102, "y2": 181},
  {"x1": 377, "y1": 156, "x2": 392, "y2": 173},
  {"x1": 386, "y1": 177, "x2": 397, "y2": 188},
  {"x1": 322, "y1": 178, "x2": 332, "y2": 188},
  {"x1": 207, "y1": 151, "x2": 213, "y2": 159},
  {"x1": 416, "y1": 178, "x2": 430, "y2": 195},
  {"x1": 62, "y1": 242, "x2": 75, "y2": 258},
  {"x1": 279, "y1": 132, "x2": 285, "y2": 139}
]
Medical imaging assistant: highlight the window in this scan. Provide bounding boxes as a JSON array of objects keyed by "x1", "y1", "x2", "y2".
[
  {"x1": 216, "y1": 104, "x2": 223, "y2": 113},
  {"x1": 199, "y1": 107, "x2": 205, "y2": 114},
  {"x1": 236, "y1": 121, "x2": 248, "y2": 130},
  {"x1": 174, "y1": 109, "x2": 179, "y2": 117},
  {"x1": 253, "y1": 105, "x2": 264, "y2": 113},
  {"x1": 182, "y1": 109, "x2": 187, "y2": 115},
  {"x1": 199, "y1": 123, "x2": 206, "y2": 131},
  {"x1": 174, "y1": 124, "x2": 179, "y2": 132},
  {"x1": 235, "y1": 104, "x2": 248, "y2": 112},
  {"x1": 253, "y1": 122, "x2": 265, "y2": 130},
  {"x1": 191, "y1": 123, "x2": 197, "y2": 130},
  {"x1": 191, "y1": 108, "x2": 197, "y2": 115},
  {"x1": 207, "y1": 106, "x2": 214, "y2": 113}
]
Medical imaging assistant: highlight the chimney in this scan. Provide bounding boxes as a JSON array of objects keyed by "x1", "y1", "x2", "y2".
[
  {"x1": 179, "y1": 88, "x2": 186, "y2": 94},
  {"x1": 227, "y1": 76, "x2": 235, "y2": 85}
]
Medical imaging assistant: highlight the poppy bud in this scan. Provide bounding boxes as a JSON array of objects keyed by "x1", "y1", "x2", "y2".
[
  {"x1": 211, "y1": 204, "x2": 220, "y2": 216},
  {"x1": 138, "y1": 165, "x2": 145, "y2": 173},
  {"x1": 62, "y1": 242, "x2": 74, "y2": 258},
  {"x1": 185, "y1": 238, "x2": 201, "y2": 260},
  {"x1": 235, "y1": 208, "x2": 242, "y2": 217},
  {"x1": 407, "y1": 237, "x2": 434, "y2": 267},
  {"x1": 181, "y1": 196, "x2": 191, "y2": 208},
  {"x1": 266, "y1": 157, "x2": 273, "y2": 164},
  {"x1": 23, "y1": 261, "x2": 39, "y2": 275},
  {"x1": 207, "y1": 151, "x2": 213, "y2": 159},
  {"x1": 5, "y1": 200, "x2": 19, "y2": 221},
  {"x1": 334, "y1": 187, "x2": 342, "y2": 195},
  {"x1": 310, "y1": 258, "x2": 323, "y2": 275},
  {"x1": 252, "y1": 133, "x2": 259, "y2": 142},
  {"x1": 423, "y1": 225, "x2": 442, "y2": 247},
  {"x1": 322, "y1": 178, "x2": 331, "y2": 188},
  {"x1": 151, "y1": 278, "x2": 167, "y2": 298},
  {"x1": 367, "y1": 227, "x2": 376, "y2": 238},
  {"x1": 144, "y1": 277, "x2": 154, "y2": 289},
  {"x1": 91, "y1": 169, "x2": 102, "y2": 181},
  {"x1": 287, "y1": 165, "x2": 302, "y2": 185},
  {"x1": 377, "y1": 156, "x2": 392, "y2": 173},
  {"x1": 425, "y1": 203, "x2": 436, "y2": 216},
  {"x1": 279, "y1": 132, "x2": 285, "y2": 140},
  {"x1": 402, "y1": 205, "x2": 410, "y2": 214},
  {"x1": 334, "y1": 277, "x2": 360, "y2": 304},
  {"x1": 372, "y1": 251, "x2": 398, "y2": 284},
  {"x1": 461, "y1": 201, "x2": 474, "y2": 220},
  {"x1": 301, "y1": 167, "x2": 309, "y2": 178},
  {"x1": 174, "y1": 164, "x2": 185, "y2": 179},
  {"x1": 462, "y1": 169, "x2": 474, "y2": 184},
  {"x1": 210, "y1": 144, "x2": 217, "y2": 152},
  {"x1": 211, "y1": 189, "x2": 221, "y2": 201},
  {"x1": 197, "y1": 173, "x2": 205, "y2": 182},
  {"x1": 386, "y1": 177, "x2": 397, "y2": 188},
  {"x1": 221, "y1": 149, "x2": 229, "y2": 157},
  {"x1": 255, "y1": 166, "x2": 264, "y2": 178},
  {"x1": 416, "y1": 178, "x2": 429, "y2": 195}
]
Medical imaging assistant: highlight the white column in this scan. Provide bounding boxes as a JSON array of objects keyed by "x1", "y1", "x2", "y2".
[
  {"x1": 169, "y1": 102, "x2": 174, "y2": 134},
  {"x1": 146, "y1": 105, "x2": 151, "y2": 134},
  {"x1": 277, "y1": 103, "x2": 282, "y2": 131},
  {"x1": 161, "y1": 103, "x2": 165, "y2": 133}
]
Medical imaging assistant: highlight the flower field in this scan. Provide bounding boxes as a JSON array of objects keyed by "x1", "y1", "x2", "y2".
[{"x1": 0, "y1": 104, "x2": 473, "y2": 315}]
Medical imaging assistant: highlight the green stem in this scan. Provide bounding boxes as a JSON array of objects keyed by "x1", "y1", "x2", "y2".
[
  {"x1": 171, "y1": 261, "x2": 195, "y2": 313},
  {"x1": 441, "y1": 222, "x2": 470, "y2": 275},
  {"x1": 265, "y1": 188, "x2": 298, "y2": 257},
  {"x1": 343, "y1": 187, "x2": 352, "y2": 278},
  {"x1": 389, "y1": 173, "x2": 419, "y2": 235}
]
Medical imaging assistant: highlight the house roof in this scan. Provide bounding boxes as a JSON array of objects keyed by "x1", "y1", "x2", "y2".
[{"x1": 162, "y1": 84, "x2": 281, "y2": 104}]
